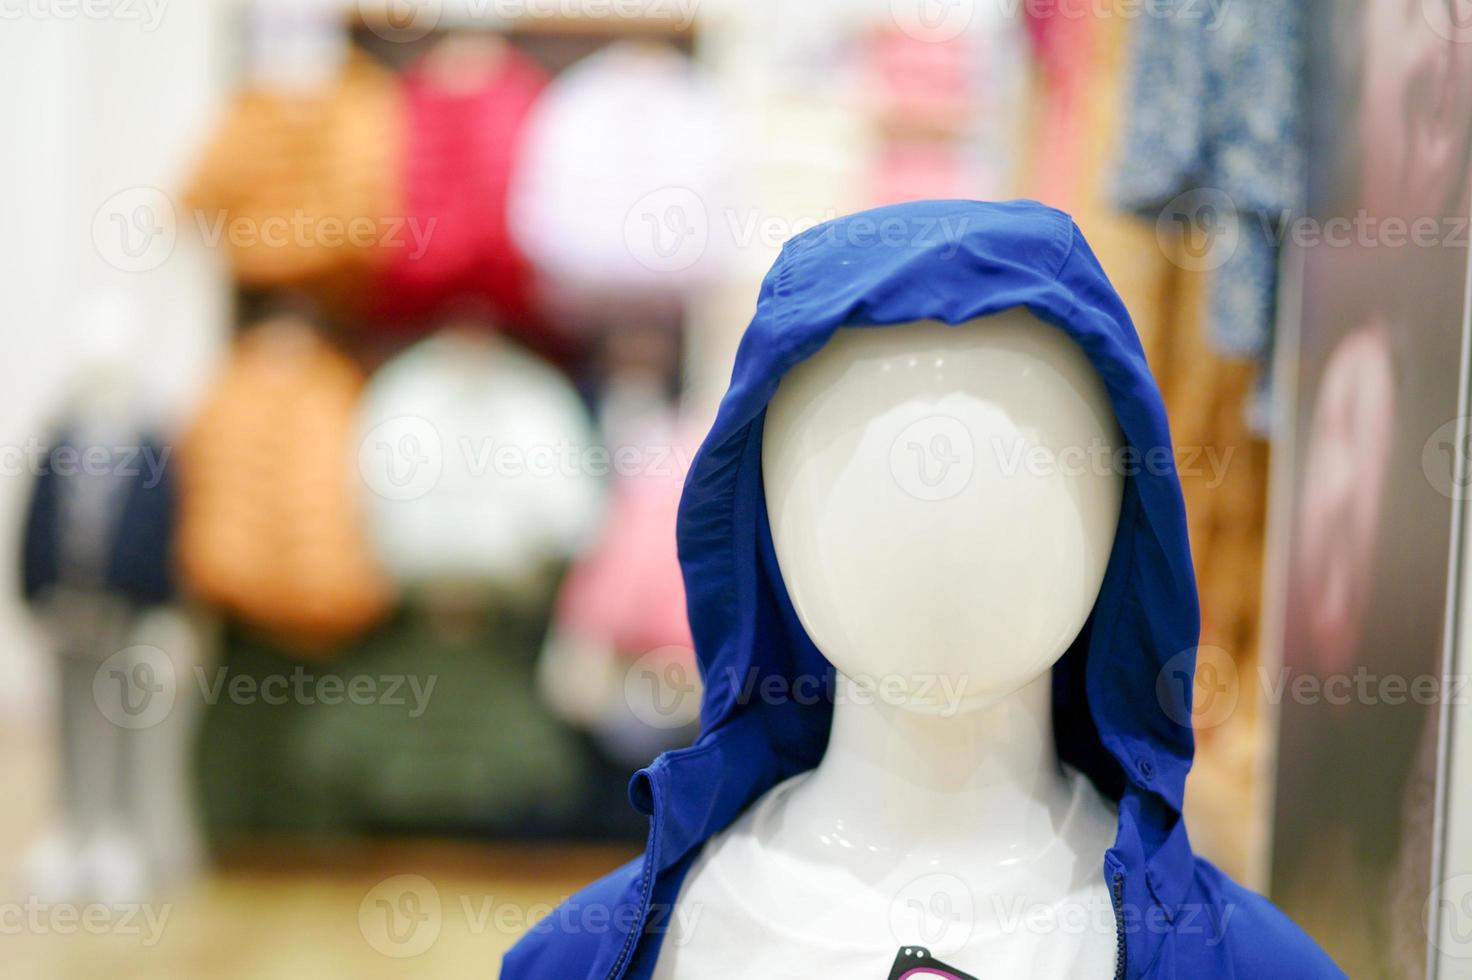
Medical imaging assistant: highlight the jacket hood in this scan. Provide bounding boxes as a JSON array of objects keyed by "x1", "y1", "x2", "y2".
[
  {"x1": 502, "y1": 200, "x2": 1350, "y2": 980},
  {"x1": 644, "y1": 197, "x2": 1199, "y2": 903}
]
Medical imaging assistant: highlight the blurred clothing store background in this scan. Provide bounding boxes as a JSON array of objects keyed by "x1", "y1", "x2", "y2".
[{"x1": 0, "y1": 0, "x2": 1469, "y2": 977}]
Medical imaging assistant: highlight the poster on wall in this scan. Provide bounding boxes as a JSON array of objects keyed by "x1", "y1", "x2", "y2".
[{"x1": 1269, "y1": 0, "x2": 1472, "y2": 976}]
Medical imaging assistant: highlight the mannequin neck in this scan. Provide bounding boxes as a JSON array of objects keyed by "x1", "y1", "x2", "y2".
[{"x1": 784, "y1": 671, "x2": 1075, "y2": 865}]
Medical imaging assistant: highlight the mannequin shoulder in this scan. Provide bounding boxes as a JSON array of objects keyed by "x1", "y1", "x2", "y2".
[
  {"x1": 1177, "y1": 858, "x2": 1347, "y2": 979},
  {"x1": 671, "y1": 774, "x2": 807, "y2": 903},
  {"x1": 500, "y1": 856, "x2": 644, "y2": 979},
  {"x1": 699, "y1": 771, "x2": 813, "y2": 855},
  {"x1": 1065, "y1": 767, "x2": 1120, "y2": 850}
]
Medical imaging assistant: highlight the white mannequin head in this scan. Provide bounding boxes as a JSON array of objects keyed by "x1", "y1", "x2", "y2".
[{"x1": 762, "y1": 309, "x2": 1123, "y2": 713}]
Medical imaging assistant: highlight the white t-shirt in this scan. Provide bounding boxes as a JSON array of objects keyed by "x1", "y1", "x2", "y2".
[
  {"x1": 356, "y1": 331, "x2": 601, "y2": 587},
  {"x1": 652, "y1": 768, "x2": 1120, "y2": 980}
]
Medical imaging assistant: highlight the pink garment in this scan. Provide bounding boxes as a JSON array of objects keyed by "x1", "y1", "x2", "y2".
[
  {"x1": 372, "y1": 45, "x2": 546, "y2": 331},
  {"x1": 862, "y1": 27, "x2": 1012, "y2": 205},
  {"x1": 865, "y1": 28, "x2": 973, "y2": 120},
  {"x1": 1024, "y1": 2, "x2": 1098, "y2": 209},
  {"x1": 871, "y1": 143, "x2": 973, "y2": 206},
  {"x1": 555, "y1": 442, "x2": 692, "y2": 662},
  {"x1": 507, "y1": 43, "x2": 729, "y2": 323}
]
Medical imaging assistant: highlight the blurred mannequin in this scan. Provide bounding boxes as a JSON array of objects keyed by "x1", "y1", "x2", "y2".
[
  {"x1": 654, "y1": 311, "x2": 1123, "y2": 977},
  {"x1": 19, "y1": 293, "x2": 200, "y2": 903}
]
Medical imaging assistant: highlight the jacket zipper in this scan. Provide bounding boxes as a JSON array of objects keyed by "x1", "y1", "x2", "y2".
[
  {"x1": 604, "y1": 824, "x2": 659, "y2": 980},
  {"x1": 603, "y1": 853, "x2": 656, "y2": 971},
  {"x1": 1111, "y1": 870, "x2": 1127, "y2": 980}
]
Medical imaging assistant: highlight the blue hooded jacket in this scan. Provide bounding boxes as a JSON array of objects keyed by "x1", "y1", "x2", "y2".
[{"x1": 504, "y1": 201, "x2": 1344, "y2": 979}]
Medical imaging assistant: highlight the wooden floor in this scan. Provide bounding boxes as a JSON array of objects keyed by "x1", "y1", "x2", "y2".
[
  {"x1": 2, "y1": 841, "x2": 639, "y2": 980},
  {"x1": 0, "y1": 704, "x2": 1262, "y2": 980},
  {"x1": 0, "y1": 724, "x2": 641, "y2": 979}
]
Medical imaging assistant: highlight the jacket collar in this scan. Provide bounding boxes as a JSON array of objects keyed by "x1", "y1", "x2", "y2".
[{"x1": 616, "y1": 712, "x2": 1193, "y2": 980}]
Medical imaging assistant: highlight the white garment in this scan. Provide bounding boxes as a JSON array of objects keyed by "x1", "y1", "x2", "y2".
[
  {"x1": 357, "y1": 330, "x2": 601, "y2": 589},
  {"x1": 652, "y1": 767, "x2": 1120, "y2": 980},
  {"x1": 507, "y1": 42, "x2": 731, "y2": 313}
]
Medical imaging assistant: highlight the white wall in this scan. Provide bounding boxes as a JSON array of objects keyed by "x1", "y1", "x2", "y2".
[
  {"x1": 1433, "y1": 225, "x2": 1472, "y2": 979},
  {"x1": 0, "y1": 3, "x2": 232, "y2": 723}
]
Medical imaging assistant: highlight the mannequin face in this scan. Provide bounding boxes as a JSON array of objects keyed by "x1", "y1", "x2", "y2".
[{"x1": 762, "y1": 311, "x2": 1123, "y2": 712}]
